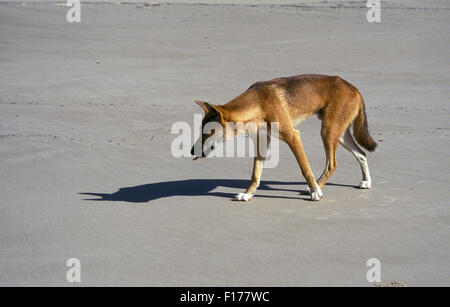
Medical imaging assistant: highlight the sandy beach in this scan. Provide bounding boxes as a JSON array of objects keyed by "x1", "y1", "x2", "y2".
[{"x1": 0, "y1": 1, "x2": 449, "y2": 286}]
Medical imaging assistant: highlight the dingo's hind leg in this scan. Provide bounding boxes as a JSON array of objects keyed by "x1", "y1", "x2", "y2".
[
  {"x1": 339, "y1": 129, "x2": 372, "y2": 188},
  {"x1": 317, "y1": 124, "x2": 342, "y2": 189},
  {"x1": 281, "y1": 128, "x2": 322, "y2": 201}
]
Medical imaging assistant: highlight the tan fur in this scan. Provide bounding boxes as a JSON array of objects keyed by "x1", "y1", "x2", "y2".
[{"x1": 193, "y1": 74, "x2": 377, "y2": 201}]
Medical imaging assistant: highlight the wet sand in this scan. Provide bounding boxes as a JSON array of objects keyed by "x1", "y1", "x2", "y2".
[{"x1": 0, "y1": 1, "x2": 449, "y2": 286}]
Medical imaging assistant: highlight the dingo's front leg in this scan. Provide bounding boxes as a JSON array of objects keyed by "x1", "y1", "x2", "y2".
[
  {"x1": 283, "y1": 129, "x2": 323, "y2": 201},
  {"x1": 234, "y1": 157, "x2": 263, "y2": 202}
]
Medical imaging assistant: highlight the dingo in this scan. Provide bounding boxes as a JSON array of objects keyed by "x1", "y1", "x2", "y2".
[{"x1": 191, "y1": 74, "x2": 377, "y2": 201}]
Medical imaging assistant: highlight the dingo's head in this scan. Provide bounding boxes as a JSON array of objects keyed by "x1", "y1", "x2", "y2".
[{"x1": 191, "y1": 100, "x2": 229, "y2": 159}]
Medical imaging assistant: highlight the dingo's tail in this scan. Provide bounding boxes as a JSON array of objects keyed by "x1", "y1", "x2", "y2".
[{"x1": 353, "y1": 100, "x2": 377, "y2": 152}]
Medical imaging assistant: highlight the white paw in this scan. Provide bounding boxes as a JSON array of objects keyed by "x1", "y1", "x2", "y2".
[
  {"x1": 359, "y1": 181, "x2": 372, "y2": 189},
  {"x1": 305, "y1": 186, "x2": 311, "y2": 195},
  {"x1": 310, "y1": 187, "x2": 323, "y2": 201},
  {"x1": 233, "y1": 193, "x2": 253, "y2": 202}
]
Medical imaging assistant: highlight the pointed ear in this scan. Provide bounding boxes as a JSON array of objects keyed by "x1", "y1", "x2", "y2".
[
  {"x1": 194, "y1": 100, "x2": 211, "y2": 113},
  {"x1": 194, "y1": 100, "x2": 224, "y2": 119}
]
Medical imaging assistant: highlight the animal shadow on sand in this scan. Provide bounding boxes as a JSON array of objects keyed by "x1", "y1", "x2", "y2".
[{"x1": 80, "y1": 179, "x2": 356, "y2": 203}]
